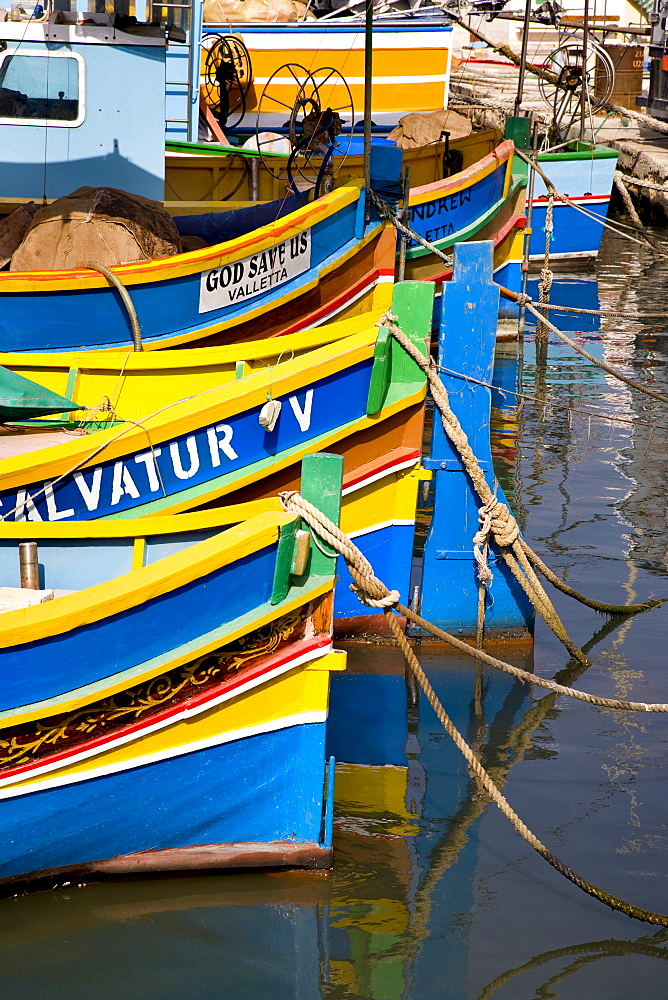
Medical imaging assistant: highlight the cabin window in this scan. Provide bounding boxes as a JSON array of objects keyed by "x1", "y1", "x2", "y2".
[{"x1": 0, "y1": 52, "x2": 84, "y2": 127}]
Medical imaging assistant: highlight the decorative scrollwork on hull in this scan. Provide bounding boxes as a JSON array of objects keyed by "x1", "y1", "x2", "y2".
[{"x1": 0, "y1": 609, "x2": 305, "y2": 772}]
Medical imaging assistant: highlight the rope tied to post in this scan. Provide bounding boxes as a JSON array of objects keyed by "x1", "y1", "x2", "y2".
[
  {"x1": 278, "y1": 488, "x2": 668, "y2": 924},
  {"x1": 278, "y1": 490, "x2": 399, "y2": 609},
  {"x1": 375, "y1": 312, "x2": 666, "y2": 663}
]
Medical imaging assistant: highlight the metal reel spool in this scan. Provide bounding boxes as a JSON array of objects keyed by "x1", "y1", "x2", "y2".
[
  {"x1": 202, "y1": 33, "x2": 252, "y2": 131},
  {"x1": 256, "y1": 63, "x2": 354, "y2": 188},
  {"x1": 538, "y1": 37, "x2": 615, "y2": 140}
]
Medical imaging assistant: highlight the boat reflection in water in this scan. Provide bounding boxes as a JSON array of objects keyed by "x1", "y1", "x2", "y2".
[
  {"x1": 325, "y1": 643, "x2": 534, "y2": 999},
  {"x1": 0, "y1": 870, "x2": 330, "y2": 999}
]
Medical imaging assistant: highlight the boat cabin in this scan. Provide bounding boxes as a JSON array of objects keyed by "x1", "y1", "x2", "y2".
[{"x1": 0, "y1": 7, "x2": 170, "y2": 200}]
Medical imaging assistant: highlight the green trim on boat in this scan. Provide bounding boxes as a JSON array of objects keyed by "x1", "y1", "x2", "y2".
[
  {"x1": 538, "y1": 146, "x2": 619, "y2": 162},
  {"x1": 166, "y1": 139, "x2": 284, "y2": 160}
]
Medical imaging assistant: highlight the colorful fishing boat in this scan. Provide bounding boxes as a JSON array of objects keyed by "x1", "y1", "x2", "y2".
[
  {"x1": 530, "y1": 144, "x2": 619, "y2": 261},
  {"x1": 0, "y1": 452, "x2": 345, "y2": 894},
  {"x1": 196, "y1": 18, "x2": 454, "y2": 134},
  {"x1": 0, "y1": 12, "x2": 397, "y2": 353},
  {"x1": 168, "y1": 136, "x2": 526, "y2": 320},
  {"x1": 504, "y1": 120, "x2": 619, "y2": 263},
  {"x1": 0, "y1": 283, "x2": 432, "y2": 635},
  {"x1": 164, "y1": 127, "x2": 503, "y2": 205},
  {"x1": 0, "y1": 184, "x2": 394, "y2": 352},
  {"x1": 401, "y1": 139, "x2": 526, "y2": 320}
]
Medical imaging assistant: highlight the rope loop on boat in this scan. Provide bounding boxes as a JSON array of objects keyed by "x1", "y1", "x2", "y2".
[
  {"x1": 278, "y1": 489, "x2": 668, "y2": 925},
  {"x1": 368, "y1": 189, "x2": 453, "y2": 266},
  {"x1": 79, "y1": 262, "x2": 143, "y2": 352}
]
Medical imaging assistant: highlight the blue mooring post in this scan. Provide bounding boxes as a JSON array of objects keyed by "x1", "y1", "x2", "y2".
[{"x1": 419, "y1": 241, "x2": 534, "y2": 635}]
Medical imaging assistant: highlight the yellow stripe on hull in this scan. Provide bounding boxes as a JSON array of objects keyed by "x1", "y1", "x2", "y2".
[
  {"x1": 340, "y1": 466, "x2": 422, "y2": 537},
  {"x1": 0, "y1": 650, "x2": 346, "y2": 796},
  {"x1": 0, "y1": 315, "x2": 376, "y2": 423}
]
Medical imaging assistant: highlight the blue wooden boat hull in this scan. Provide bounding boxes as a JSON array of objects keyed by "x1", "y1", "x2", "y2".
[
  {"x1": 0, "y1": 186, "x2": 389, "y2": 352},
  {"x1": 0, "y1": 723, "x2": 330, "y2": 884},
  {"x1": 529, "y1": 147, "x2": 619, "y2": 260},
  {"x1": 0, "y1": 481, "x2": 344, "y2": 891}
]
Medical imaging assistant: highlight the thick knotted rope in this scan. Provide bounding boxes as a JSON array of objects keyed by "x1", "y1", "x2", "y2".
[
  {"x1": 614, "y1": 172, "x2": 644, "y2": 230},
  {"x1": 376, "y1": 315, "x2": 665, "y2": 666},
  {"x1": 278, "y1": 490, "x2": 668, "y2": 924},
  {"x1": 473, "y1": 497, "x2": 497, "y2": 587}
]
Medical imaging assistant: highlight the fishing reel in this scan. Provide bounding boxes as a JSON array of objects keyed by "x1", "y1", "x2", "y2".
[
  {"x1": 254, "y1": 63, "x2": 354, "y2": 197},
  {"x1": 539, "y1": 36, "x2": 615, "y2": 142},
  {"x1": 202, "y1": 34, "x2": 252, "y2": 131}
]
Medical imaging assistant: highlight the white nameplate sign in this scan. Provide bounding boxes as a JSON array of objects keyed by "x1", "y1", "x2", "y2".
[{"x1": 199, "y1": 230, "x2": 312, "y2": 313}]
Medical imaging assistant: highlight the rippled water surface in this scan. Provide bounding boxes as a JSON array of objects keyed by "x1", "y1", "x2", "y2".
[{"x1": 2, "y1": 228, "x2": 668, "y2": 999}]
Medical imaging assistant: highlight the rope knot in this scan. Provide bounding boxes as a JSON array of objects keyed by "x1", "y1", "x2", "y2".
[
  {"x1": 349, "y1": 582, "x2": 400, "y2": 608},
  {"x1": 489, "y1": 501, "x2": 520, "y2": 548},
  {"x1": 377, "y1": 311, "x2": 399, "y2": 332},
  {"x1": 473, "y1": 497, "x2": 497, "y2": 586}
]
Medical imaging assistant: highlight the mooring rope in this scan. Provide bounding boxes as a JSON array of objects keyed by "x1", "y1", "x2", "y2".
[
  {"x1": 619, "y1": 173, "x2": 668, "y2": 194},
  {"x1": 534, "y1": 301, "x2": 668, "y2": 320},
  {"x1": 614, "y1": 172, "x2": 644, "y2": 230},
  {"x1": 384, "y1": 315, "x2": 665, "y2": 624},
  {"x1": 368, "y1": 190, "x2": 453, "y2": 266},
  {"x1": 79, "y1": 262, "x2": 143, "y2": 352},
  {"x1": 513, "y1": 294, "x2": 668, "y2": 406},
  {"x1": 511, "y1": 148, "x2": 668, "y2": 256},
  {"x1": 278, "y1": 489, "x2": 668, "y2": 925},
  {"x1": 371, "y1": 184, "x2": 668, "y2": 408},
  {"x1": 438, "y1": 363, "x2": 668, "y2": 432}
]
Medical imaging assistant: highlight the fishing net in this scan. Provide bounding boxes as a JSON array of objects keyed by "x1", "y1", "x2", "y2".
[
  {"x1": 0, "y1": 202, "x2": 37, "y2": 268},
  {"x1": 203, "y1": 0, "x2": 313, "y2": 23},
  {"x1": 10, "y1": 186, "x2": 182, "y2": 271},
  {"x1": 387, "y1": 110, "x2": 472, "y2": 150}
]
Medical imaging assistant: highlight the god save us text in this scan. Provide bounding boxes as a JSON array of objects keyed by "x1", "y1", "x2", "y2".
[{"x1": 199, "y1": 231, "x2": 312, "y2": 313}]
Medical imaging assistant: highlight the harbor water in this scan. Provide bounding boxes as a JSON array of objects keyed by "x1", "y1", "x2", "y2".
[{"x1": 2, "y1": 226, "x2": 667, "y2": 999}]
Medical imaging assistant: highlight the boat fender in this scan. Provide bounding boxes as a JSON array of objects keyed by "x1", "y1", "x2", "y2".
[{"x1": 259, "y1": 397, "x2": 281, "y2": 432}]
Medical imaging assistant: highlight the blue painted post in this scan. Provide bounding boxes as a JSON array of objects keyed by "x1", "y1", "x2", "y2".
[{"x1": 419, "y1": 241, "x2": 534, "y2": 635}]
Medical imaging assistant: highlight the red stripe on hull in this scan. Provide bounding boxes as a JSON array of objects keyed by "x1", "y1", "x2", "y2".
[{"x1": 0, "y1": 634, "x2": 332, "y2": 783}]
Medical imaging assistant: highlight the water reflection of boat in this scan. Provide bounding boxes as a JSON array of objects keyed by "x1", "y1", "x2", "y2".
[
  {"x1": 326, "y1": 644, "x2": 535, "y2": 998},
  {"x1": 0, "y1": 871, "x2": 331, "y2": 999}
]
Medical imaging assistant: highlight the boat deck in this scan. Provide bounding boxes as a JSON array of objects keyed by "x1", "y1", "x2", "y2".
[{"x1": 0, "y1": 426, "x2": 85, "y2": 460}]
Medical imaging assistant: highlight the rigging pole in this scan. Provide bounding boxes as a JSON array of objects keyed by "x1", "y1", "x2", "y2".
[
  {"x1": 580, "y1": 0, "x2": 590, "y2": 140},
  {"x1": 514, "y1": 0, "x2": 533, "y2": 116},
  {"x1": 364, "y1": 0, "x2": 373, "y2": 220}
]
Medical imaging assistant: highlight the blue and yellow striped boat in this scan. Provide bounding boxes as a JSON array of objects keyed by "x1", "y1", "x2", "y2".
[
  {"x1": 0, "y1": 453, "x2": 345, "y2": 894},
  {"x1": 0, "y1": 282, "x2": 433, "y2": 636},
  {"x1": 0, "y1": 184, "x2": 394, "y2": 353}
]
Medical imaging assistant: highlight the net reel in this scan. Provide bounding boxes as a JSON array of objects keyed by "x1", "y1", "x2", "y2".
[
  {"x1": 254, "y1": 63, "x2": 354, "y2": 196},
  {"x1": 538, "y1": 36, "x2": 615, "y2": 142},
  {"x1": 202, "y1": 33, "x2": 252, "y2": 132}
]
